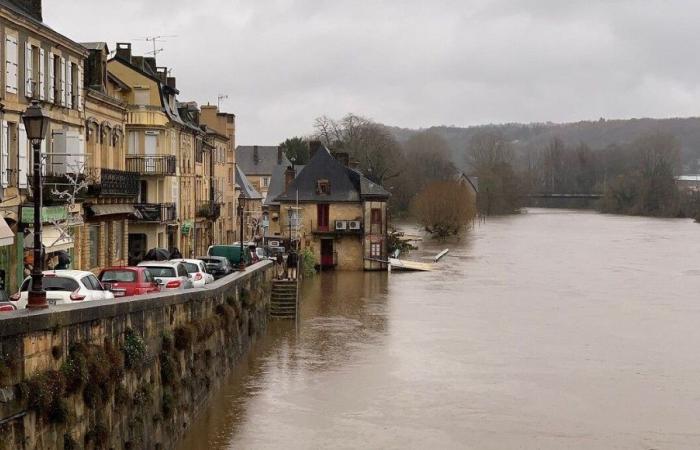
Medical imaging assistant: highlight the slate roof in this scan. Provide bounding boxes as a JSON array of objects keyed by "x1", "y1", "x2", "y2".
[
  {"x1": 263, "y1": 164, "x2": 305, "y2": 207},
  {"x1": 273, "y1": 146, "x2": 389, "y2": 203},
  {"x1": 236, "y1": 165, "x2": 262, "y2": 200},
  {"x1": 236, "y1": 146, "x2": 290, "y2": 176}
]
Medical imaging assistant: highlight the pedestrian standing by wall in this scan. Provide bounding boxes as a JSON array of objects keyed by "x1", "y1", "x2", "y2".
[
  {"x1": 287, "y1": 249, "x2": 298, "y2": 280},
  {"x1": 275, "y1": 253, "x2": 285, "y2": 279}
]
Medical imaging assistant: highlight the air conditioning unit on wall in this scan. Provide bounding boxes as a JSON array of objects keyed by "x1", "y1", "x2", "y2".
[
  {"x1": 335, "y1": 220, "x2": 347, "y2": 230},
  {"x1": 348, "y1": 221, "x2": 361, "y2": 230}
]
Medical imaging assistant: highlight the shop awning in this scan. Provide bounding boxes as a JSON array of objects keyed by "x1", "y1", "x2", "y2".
[
  {"x1": 0, "y1": 217, "x2": 14, "y2": 247},
  {"x1": 88, "y1": 204, "x2": 137, "y2": 217},
  {"x1": 25, "y1": 226, "x2": 74, "y2": 252}
]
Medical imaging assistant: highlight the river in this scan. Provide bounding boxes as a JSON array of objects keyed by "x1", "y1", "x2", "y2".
[{"x1": 179, "y1": 209, "x2": 700, "y2": 449}]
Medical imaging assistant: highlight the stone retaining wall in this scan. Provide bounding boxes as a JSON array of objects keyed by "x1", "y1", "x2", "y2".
[{"x1": 0, "y1": 261, "x2": 273, "y2": 450}]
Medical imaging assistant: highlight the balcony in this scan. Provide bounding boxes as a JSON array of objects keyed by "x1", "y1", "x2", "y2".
[
  {"x1": 196, "y1": 203, "x2": 221, "y2": 220},
  {"x1": 89, "y1": 169, "x2": 140, "y2": 197},
  {"x1": 126, "y1": 155, "x2": 177, "y2": 176},
  {"x1": 133, "y1": 203, "x2": 177, "y2": 223}
]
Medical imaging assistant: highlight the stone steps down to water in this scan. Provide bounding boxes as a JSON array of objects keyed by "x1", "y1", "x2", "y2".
[{"x1": 270, "y1": 280, "x2": 299, "y2": 319}]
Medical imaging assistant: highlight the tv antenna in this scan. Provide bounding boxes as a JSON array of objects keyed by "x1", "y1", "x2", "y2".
[
  {"x1": 142, "y1": 35, "x2": 178, "y2": 57},
  {"x1": 217, "y1": 94, "x2": 229, "y2": 109}
]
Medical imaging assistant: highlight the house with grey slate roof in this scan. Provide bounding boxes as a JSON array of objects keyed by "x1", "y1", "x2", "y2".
[
  {"x1": 236, "y1": 145, "x2": 290, "y2": 201},
  {"x1": 272, "y1": 142, "x2": 389, "y2": 271},
  {"x1": 235, "y1": 164, "x2": 263, "y2": 242}
]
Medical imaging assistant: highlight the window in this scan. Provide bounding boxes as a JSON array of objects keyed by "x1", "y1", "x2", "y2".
[
  {"x1": 82, "y1": 275, "x2": 104, "y2": 291},
  {"x1": 317, "y1": 204, "x2": 329, "y2": 231},
  {"x1": 88, "y1": 225, "x2": 99, "y2": 268},
  {"x1": 134, "y1": 88, "x2": 149, "y2": 106},
  {"x1": 128, "y1": 131, "x2": 138, "y2": 154},
  {"x1": 5, "y1": 34, "x2": 18, "y2": 94},
  {"x1": 144, "y1": 266, "x2": 175, "y2": 278},
  {"x1": 176, "y1": 264, "x2": 188, "y2": 277},
  {"x1": 71, "y1": 62, "x2": 79, "y2": 108},
  {"x1": 262, "y1": 177, "x2": 269, "y2": 188},
  {"x1": 22, "y1": 277, "x2": 79, "y2": 292},
  {"x1": 371, "y1": 208, "x2": 382, "y2": 225},
  {"x1": 370, "y1": 242, "x2": 382, "y2": 258},
  {"x1": 182, "y1": 262, "x2": 198, "y2": 273},
  {"x1": 100, "y1": 270, "x2": 136, "y2": 283},
  {"x1": 316, "y1": 179, "x2": 330, "y2": 195}
]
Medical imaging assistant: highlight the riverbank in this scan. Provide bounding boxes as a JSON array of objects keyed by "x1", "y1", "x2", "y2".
[
  {"x1": 179, "y1": 209, "x2": 700, "y2": 449},
  {"x1": 0, "y1": 262, "x2": 273, "y2": 450}
]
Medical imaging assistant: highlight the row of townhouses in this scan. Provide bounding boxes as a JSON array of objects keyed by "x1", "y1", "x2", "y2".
[{"x1": 0, "y1": 1, "x2": 250, "y2": 294}]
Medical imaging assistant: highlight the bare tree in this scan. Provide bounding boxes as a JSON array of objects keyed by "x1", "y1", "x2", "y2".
[{"x1": 411, "y1": 180, "x2": 476, "y2": 238}]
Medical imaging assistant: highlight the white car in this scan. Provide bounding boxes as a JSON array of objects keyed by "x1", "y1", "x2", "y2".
[
  {"x1": 170, "y1": 259, "x2": 214, "y2": 288},
  {"x1": 137, "y1": 261, "x2": 193, "y2": 291},
  {"x1": 10, "y1": 270, "x2": 115, "y2": 309}
]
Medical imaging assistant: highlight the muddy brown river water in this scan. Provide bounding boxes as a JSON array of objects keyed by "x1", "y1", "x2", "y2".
[{"x1": 179, "y1": 209, "x2": 700, "y2": 449}]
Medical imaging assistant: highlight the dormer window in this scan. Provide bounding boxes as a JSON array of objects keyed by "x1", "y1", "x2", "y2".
[{"x1": 317, "y1": 179, "x2": 330, "y2": 195}]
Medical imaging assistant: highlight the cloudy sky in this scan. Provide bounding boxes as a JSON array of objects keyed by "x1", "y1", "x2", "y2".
[{"x1": 46, "y1": 0, "x2": 700, "y2": 145}]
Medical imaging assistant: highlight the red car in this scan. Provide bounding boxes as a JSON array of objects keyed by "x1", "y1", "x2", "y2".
[{"x1": 97, "y1": 267, "x2": 159, "y2": 298}]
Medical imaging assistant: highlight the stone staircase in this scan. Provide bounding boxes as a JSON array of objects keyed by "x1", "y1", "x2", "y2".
[{"x1": 270, "y1": 280, "x2": 298, "y2": 319}]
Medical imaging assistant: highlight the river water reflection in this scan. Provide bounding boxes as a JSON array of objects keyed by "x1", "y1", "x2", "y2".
[{"x1": 179, "y1": 209, "x2": 700, "y2": 449}]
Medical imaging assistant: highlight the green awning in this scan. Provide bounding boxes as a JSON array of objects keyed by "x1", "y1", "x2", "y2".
[{"x1": 22, "y1": 206, "x2": 68, "y2": 223}]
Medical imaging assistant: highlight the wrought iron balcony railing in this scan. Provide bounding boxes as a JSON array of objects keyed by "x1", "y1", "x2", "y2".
[
  {"x1": 125, "y1": 155, "x2": 177, "y2": 176},
  {"x1": 91, "y1": 169, "x2": 140, "y2": 197},
  {"x1": 133, "y1": 203, "x2": 177, "y2": 223}
]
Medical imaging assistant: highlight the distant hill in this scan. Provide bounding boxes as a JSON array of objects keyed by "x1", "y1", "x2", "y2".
[{"x1": 386, "y1": 117, "x2": 700, "y2": 173}]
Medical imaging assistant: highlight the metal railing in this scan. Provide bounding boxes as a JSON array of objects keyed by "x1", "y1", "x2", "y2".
[
  {"x1": 96, "y1": 169, "x2": 139, "y2": 196},
  {"x1": 125, "y1": 155, "x2": 177, "y2": 175},
  {"x1": 133, "y1": 203, "x2": 177, "y2": 222}
]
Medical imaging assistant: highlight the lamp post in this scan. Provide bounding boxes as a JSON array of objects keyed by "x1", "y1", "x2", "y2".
[
  {"x1": 23, "y1": 100, "x2": 49, "y2": 309},
  {"x1": 237, "y1": 201, "x2": 245, "y2": 268}
]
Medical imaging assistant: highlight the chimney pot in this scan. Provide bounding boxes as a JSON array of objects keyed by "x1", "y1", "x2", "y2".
[
  {"x1": 116, "y1": 42, "x2": 132, "y2": 62},
  {"x1": 166, "y1": 76, "x2": 177, "y2": 89},
  {"x1": 309, "y1": 140, "x2": 323, "y2": 159},
  {"x1": 277, "y1": 145, "x2": 284, "y2": 165}
]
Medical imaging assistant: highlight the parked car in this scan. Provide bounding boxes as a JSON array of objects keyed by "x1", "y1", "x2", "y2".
[
  {"x1": 98, "y1": 267, "x2": 160, "y2": 298},
  {"x1": 137, "y1": 261, "x2": 193, "y2": 291},
  {"x1": 196, "y1": 256, "x2": 234, "y2": 280},
  {"x1": 10, "y1": 270, "x2": 115, "y2": 309},
  {"x1": 170, "y1": 259, "x2": 214, "y2": 288},
  {"x1": 208, "y1": 244, "x2": 250, "y2": 266}
]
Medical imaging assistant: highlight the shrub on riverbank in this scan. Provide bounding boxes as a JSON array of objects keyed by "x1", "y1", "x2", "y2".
[
  {"x1": 411, "y1": 180, "x2": 476, "y2": 238},
  {"x1": 301, "y1": 248, "x2": 317, "y2": 277}
]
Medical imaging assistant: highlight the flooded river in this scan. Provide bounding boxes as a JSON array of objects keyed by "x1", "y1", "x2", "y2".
[{"x1": 179, "y1": 209, "x2": 700, "y2": 449}]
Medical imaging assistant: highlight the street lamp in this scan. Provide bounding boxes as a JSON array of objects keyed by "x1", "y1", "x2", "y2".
[
  {"x1": 22, "y1": 100, "x2": 49, "y2": 310},
  {"x1": 237, "y1": 201, "x2": 245, "y2": 267}
]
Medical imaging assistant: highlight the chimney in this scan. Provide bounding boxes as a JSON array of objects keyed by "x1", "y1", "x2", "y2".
[
  {"x1": 309, "y1": 140, "x2": 323, "y2": 159},
  {"x1": 284, "y1": 166, "x2": 296, "y2": 191},
  {"x1": 115, "y1": 43, "x2": 132, "y2": 62},
  {"x1": 144, "y1": 57, "x2": 157, "y2": 74},
  {"x1": 334, "y1": 152, "x2": 349, "y2": 167},
  {"x1": 277, "y1": 145, "x2": 284, "y2": 165},
  {"x1": 253, "y1": 145, "x2": 259, "y2": 164},
  {"x1": 17, "y1": 0, "x2": 42, "y2": 21},
  {"x1": 156, "y1": 67, "x2": 168, "y2": 84},
  {"x1": 166, "y1": 77, "x2": 177, "y2": 90}
]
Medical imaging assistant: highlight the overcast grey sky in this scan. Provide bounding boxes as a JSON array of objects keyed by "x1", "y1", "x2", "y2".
[{"x1": 45, "y1": 0, "x2": 700, "y2": 145}]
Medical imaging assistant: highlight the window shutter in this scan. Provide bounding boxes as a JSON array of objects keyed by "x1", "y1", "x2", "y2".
[
  {"x1": 51, "y1": 130, "x2": 66, "y2": 175},
  {"x1": 48, "y1": 52, "x2": 54, "y2": 103},
  {"x1": 40, "y1": 139, "x2": 46, "y2": 176},
  {"x1": 65, "y1": 61, "x2": 72, "y2": 109},
  {"x1": 39, "y1": 48, "x2": 45, "y2": 100},
  {"x1": 5, "y1": 37, "x2": 17, "y2": 94},
  {"x1": 0, "y1": 122, "x2": 7, "y2": 187},
  {"x1": 18, "y1": 124, "x2": 27, "y2": 187},
  {"x1": 25, "y1": 42, "x2": 32, "y2": 98},
  {"x1": 59, "y1": 57, "x2": 66, "y2": 106},
  {"x1": 77, "y1": 64, "x2": 83, "y2": 111}
]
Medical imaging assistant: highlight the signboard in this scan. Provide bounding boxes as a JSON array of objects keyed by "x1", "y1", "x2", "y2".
[{"x1": 21, "y1": 206, "x2": 68, "y2": 223}]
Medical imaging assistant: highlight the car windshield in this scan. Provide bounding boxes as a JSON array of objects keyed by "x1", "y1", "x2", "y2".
[
  {"x1": 182, "y1": 262, "x2": 199, "y2": 273},
  {"x1": 200, "y1": 258, "x2": 221, "y2": 266},
  {"x1": 21, "y1": 277, "x2": 79, "y2": 292},
  {"x1": 143, "y1": 266, "x2": 176, "y2": 278},
  {"x1": 100, "y1": 270, "x2": 136, "y2": 283}
]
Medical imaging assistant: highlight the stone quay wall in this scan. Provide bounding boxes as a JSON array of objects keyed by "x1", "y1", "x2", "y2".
[{"x1": 0, "y1": 261, "x2": 273, "y2": 450}]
